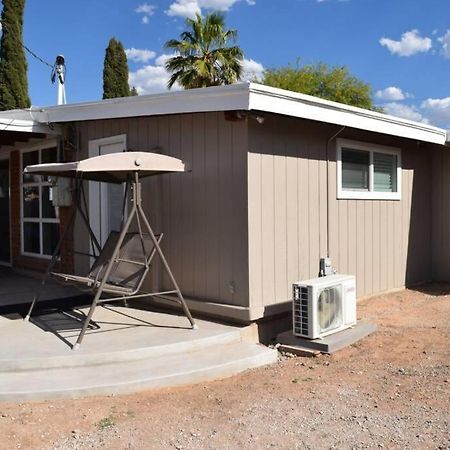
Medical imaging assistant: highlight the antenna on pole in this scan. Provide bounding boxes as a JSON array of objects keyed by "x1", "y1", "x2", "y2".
[{"x1": 51, "y1": 55, "x2": 66, "y2": 105}]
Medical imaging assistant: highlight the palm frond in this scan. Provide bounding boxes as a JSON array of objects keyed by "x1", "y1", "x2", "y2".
[{"x1": 163, "y1": 12, "x2": 244, "y2": 90}]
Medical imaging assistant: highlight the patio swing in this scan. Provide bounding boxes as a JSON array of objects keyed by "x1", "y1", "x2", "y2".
[{"x1": 23, "y1": 151, "x2": 197, "y2": 350}]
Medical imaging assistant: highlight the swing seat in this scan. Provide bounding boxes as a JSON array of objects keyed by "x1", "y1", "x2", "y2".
[{"x1": 51, "y1": 231, "x2": 163, "y2": 297}]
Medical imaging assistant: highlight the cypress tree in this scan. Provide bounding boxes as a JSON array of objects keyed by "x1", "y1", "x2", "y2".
[
  {"x1": 0, "y1": 0, "x2": 31, "y2": 110},
  {"x1": 102, "y1": 37, "x2": 131, "y2": 99}
]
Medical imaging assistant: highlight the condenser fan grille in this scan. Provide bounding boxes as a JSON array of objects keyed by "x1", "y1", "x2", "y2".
[
  {"x1": 293, "y1": 285, "x2": 309, "y2": 335},
  {"x1": 317, "y1": 286, "x2": 342, "y2": 333}
]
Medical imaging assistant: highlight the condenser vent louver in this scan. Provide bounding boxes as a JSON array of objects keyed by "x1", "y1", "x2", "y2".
[{"x1": 293, "y1": 274, "x2": 357, "y2": 339}]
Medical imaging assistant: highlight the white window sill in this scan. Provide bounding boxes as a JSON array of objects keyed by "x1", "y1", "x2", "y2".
[{"x1": 337, "y1": 190, "x2": 401, "y2": 201}]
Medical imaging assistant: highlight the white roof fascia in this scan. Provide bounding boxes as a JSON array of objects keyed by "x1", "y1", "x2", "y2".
[
  {"x1": 28, "y1": 83, "x2": 250, "y2": 124},
  {"x1": 0, "y1": 82, "x2": 445, "y2": 145},
  {"x1": 0, "y1": 108, "x2": 62, "y2": 135},
  {"x1": 0, "y1": 118, "x2": 61, "y2": 135},
  {"x1": 248, "y1": 83, "x2": 447, "y2": 146}
]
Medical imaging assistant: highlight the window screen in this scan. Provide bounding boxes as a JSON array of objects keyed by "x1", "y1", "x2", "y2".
[
  {"x1": 341, "y1": 148, "x2": 370, "y2": 191},
  {"x1": 374, "y1": 152, "x2": 397, "y2": 192}
]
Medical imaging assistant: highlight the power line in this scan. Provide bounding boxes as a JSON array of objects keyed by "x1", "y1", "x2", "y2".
[
  {"x1": 0, "y1": 19, "x2": 53, "y2": 68},
  {"x1": 22, "y1": 43, "x2": 53, "y2": 68}
]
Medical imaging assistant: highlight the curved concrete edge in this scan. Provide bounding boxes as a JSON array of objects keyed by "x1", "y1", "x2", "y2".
[
  {"x1": 0, "y1": 344, "x2": 277, "y2": 403},
  {"x1": 0, "y1": 329, "x2": 243, "y2": 372}
]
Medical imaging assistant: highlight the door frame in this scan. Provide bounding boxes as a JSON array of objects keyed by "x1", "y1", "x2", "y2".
[
  {"x1": 88, "y1": 134, "x2": 127, "y2": 250},
  {"x1": 0, "y1": 151, "x2": 11, "y2": 266}
]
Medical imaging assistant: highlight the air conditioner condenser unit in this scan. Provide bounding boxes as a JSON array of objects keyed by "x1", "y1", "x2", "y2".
[{"x1": 293, "y1": 274, "x2": 356, "y2": 339}]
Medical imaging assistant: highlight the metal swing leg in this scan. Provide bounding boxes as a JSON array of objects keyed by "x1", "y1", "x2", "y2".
[
  {"x1": 73, "y1": 191, "x2": 138, "y2": 350},
  {"x1": 133, "y1": 173, "x2": 197, "y2": 329}
]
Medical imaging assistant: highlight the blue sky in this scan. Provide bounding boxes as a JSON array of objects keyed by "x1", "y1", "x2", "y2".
[{"x1": 18, "y1": 0, "x2": 450, "y2": 128}]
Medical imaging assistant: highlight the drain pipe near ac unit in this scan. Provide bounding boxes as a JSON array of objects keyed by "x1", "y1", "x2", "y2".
[{"x1": 321, "y1": 125, "x2": 346, "y2": 276}]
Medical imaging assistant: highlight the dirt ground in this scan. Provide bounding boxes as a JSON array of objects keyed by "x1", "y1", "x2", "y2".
[{"x1": 1, "y1": 284, "x2": 449, "y2": 450}]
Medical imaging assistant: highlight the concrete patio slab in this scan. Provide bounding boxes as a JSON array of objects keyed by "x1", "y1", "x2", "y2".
[
  {"x1": 0, "y1": 305, "x2": 242, "y2": 368},
  {"x1": 0, "y1": 304, "x2": 277, "y2": 402},
  {"x1": 0, "y1": 267, "x2": 81, "y2": 307},
  {"x1": 0, "y1": 269, "x2": 277, "y2": 401}
]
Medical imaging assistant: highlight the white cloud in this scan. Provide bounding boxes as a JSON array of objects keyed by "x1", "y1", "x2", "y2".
[
  {"x1": 135, "y1": 3, "x2": 156, "y2": 24},
  {"x1": 155, "y1": 53, "x2": 176, "y2": 67},
  {"x1": 125, "y1": 48, "x2": 156, "y2": 63},
  {"x1": 375, "y1": 86, "x2": 410, "y2": 101},
  {"x1": 166, "y1": 0, "x2": 246, "y2": 19},
  {"x1": 383, "y1": 102, "x2": 429, "y2": 124},
  {"x1": 421, "y1": 97, "x2": 450, "y2": 128},
  {"x1": 379, "y1": 29, "x2": 432, "y2": 57},
  {"x1": 438, "y1": 30, "x2": 450, "y2": 58},
  {"x1": 135, "y1": 3, "x2": 156, "y2": 14},
  {"x1": 241, "y1": 58, "x2": 264, "y2": 82},
  {"x1": 166, "y1": 0, "x2": 201, "y2": 19},
  {"x1": 129, "y1": 65, "x2": 180, "y2": 95},
  {"x1": 128, "y1": 53, "x2": 180, "y2": 95}
]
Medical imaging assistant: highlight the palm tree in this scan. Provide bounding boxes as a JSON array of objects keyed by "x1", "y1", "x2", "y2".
[{"x1": 165, "y1": 12, "x2": 243, "y2": 89}]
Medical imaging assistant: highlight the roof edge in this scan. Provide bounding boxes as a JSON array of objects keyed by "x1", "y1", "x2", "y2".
[
  {"x1": 0, "y1": 82, "x2": 446, "y2": 145},
  {"x1": 0, "y1": 116, "x2": 61, "y2": 135},
  {"x1": 29, "y1": 83, "x2": 251, "y2": 124},
  {"x1": 248, "y1": 83, "x2": 447, "y2": 146}
]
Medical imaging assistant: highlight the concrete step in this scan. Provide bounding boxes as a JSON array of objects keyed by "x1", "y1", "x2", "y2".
[
  {"x1": 0, "y1": 342, "x2": 277, "y2": 402},
  {"x1": 0, "y1": 327, "x2": 243, "y2": 372}
]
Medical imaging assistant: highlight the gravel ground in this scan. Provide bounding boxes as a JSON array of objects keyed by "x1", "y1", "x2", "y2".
[{"x1": 1, "y1": 284, "x2": 449, "y2": 449}]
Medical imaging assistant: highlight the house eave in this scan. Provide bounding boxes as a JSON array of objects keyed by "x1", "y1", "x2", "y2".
[
  {"x1": 0, "y1": 83, "x2": 446, "y2": 146},
  {"x1": 248, "y1": 83, "x2": 447, "y2": 146},
  {"x1": 27, "y1": 83, "x2": 251, "y2": 124},
  {"x1": 0, "y1": 115, "x2": 62, "y2": 135}
]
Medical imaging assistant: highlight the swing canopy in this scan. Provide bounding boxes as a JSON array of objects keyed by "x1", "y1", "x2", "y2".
[{"x1": 24, "y1": 151, "x2": 187, "y2": 183}]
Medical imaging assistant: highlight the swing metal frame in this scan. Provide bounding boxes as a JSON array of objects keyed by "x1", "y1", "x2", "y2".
[{"x1": 24, "y1": 152, "x2": 197, "y2": 350}]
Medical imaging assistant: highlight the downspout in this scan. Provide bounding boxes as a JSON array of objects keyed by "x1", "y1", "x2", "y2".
[{"x1": 326, "y1": 126, "x2": 346, "y2": 259}]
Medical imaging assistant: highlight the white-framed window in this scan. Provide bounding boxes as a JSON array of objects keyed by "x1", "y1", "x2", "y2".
[
  {"x1": 336, "y1": 138, "x2": 401, "y2": 200},
  {"x1": 21, "y1": 142, "x2": 60, "y2": 258}
]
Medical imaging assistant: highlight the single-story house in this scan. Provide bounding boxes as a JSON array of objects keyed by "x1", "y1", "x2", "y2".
[{"x1": 0, "y1": 82, "x2": 449, "y2": 323}]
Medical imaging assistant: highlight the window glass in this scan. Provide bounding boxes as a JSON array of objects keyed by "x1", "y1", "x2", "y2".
[
  {"x1": 23, "y1": 187, "x2": 40, "y2": 218},
  {"x1": 374, "y1": 152, "x2": 397, "y2": 192},
  {"x1": 341, "y1": 148, "x2": 370, "y2": 191},
  {"x1": 21, "y1": 145, "x2": 60, "y2": 256},
  {"x1": 23, "y1": 222, "x2": 40, "y2": 254},
  {"x1": 42, "y1": 186, "x2": 57, "y2": 218},
  {"x1": 22, "y1": 151, "x2": 40, "y2": 183},
  {"x1": 41, "y1": 147, "x2": 57, "y2": 163},
  {"x1": 42, "y1": 223, "x2": 59, "y2": 255}
]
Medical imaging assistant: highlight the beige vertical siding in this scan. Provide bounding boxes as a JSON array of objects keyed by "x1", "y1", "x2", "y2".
[
  {"x1": 248, "y1": 115, "x2": 433, "y2": 307},
  {"x1": 431, "y1": 146, "x2": 450, "y2": 280},
  {"x1": 74, "y1": 112, "x2": 249, "y2": 307},
  {"x1": 72, "y1": 110, "x2": 436, "y2": 319}
]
